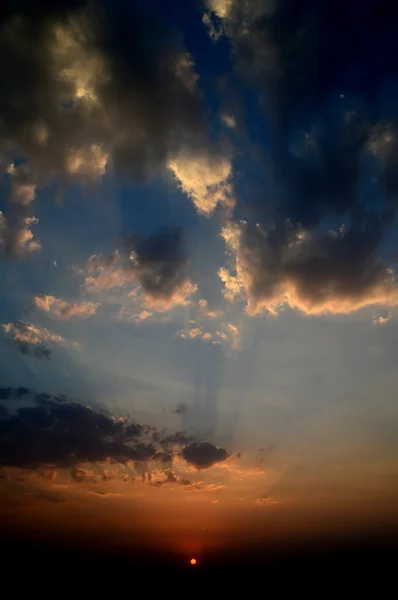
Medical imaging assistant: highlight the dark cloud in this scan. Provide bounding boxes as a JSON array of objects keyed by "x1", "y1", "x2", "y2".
[
  {"x1": 153, "y1": 451, "x2": 173, "y2": 464},
  {"x1": 0, "y1": 0, "x2": 206, "y2": 184},
  {"x1": 219, "y1": 0, "x2": 398, "y2": 220},
  {"x1": 122, "y1": 228, "x2": 192, "y2": 303},
  {"x1": 0, "y1": 388, "x2": 13, "y2": 400},
  {"x1": 220, "y1": 217, "x2": 398, "y2": 315},
  {"x1": 0, "y1": 386, "x2": 231, "y2": 470},
  {"x1": 212, "y1": 0, "x2": 398, "y2": 315},
  {"x1": 161, "y1": 432, "x2": 194, "y2": 446},
  {"x1": 84, "y1": 227, "x2": 197, "y2": 310},
  {"x1": 181, "y1": 441, "x2": 230, "y2": 469}
]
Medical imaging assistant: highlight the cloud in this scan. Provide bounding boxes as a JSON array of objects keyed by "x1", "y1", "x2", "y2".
[
  {"x1": 208, "y1": 0, "x2": 398, "y2": 315},
  {"x1": 115, "y1": 308, "x2": 153, "y2": 323},
  {"x1": 372, "y1": 314, "x2": 392, "y2": 326},
  {"x1": 221, "y1": 114, "x2": 236, "y2": 129},
  {"x1": 1, "y1": 321, "x2": 68, "y2": 358},
  {"x1": 219, "y1": 220, "x2": 398, "y2": 315},
  {"x1": 0, "y1": 387, "x2": 231, "y2": 471},
  {"x1": 0, "y1": 386, "x2": 30, "y2": 400},
  {"x1": 177, "y1": 326, "x2": 213, "y2": 341},
  {"x1": 169, "y1": 149, "x2": 234, "y2": 215},
  {"x1": 0, "y1": 0, "x2": 211, "y2": 189},
  {"x1": 83, "y1": 227, "x2": 197, "y2": 311},
  {"x1": 147, "y1": 468, "x2": 192, "y2": 488},
  {"x1": 181, "y1": 441, "x2": 230, "y2": 469},
  {"x1": 34, "y1": 295, "x2": 99, "y2": 320},
  {"x1": 205, "y1": 0, "x2": 233, "y2": 19},
  {"x1": 0, "y1": 162, "x2": 41, "y2": 258},
  {"x1": 197, "y1": 299, "x2": 219, "y2": 319},
  {"x1": 202, "y1": 11, "x2": 224, "y2": 42}
]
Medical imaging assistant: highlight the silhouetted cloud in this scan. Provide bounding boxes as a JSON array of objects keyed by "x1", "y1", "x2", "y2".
[
  {"x1": 0, "y1": 386, "x2": 232, "y2": 471},
  {"x1": 181, "y1": 441, "x2": 230, "y2": 469}
]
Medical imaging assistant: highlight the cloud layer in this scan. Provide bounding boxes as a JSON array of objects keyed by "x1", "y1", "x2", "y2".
[{"x1": 0, "y1": 387, "x2": 230, "y2": 472}]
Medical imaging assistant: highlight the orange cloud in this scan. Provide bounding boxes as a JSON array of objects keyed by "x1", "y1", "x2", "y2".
[{"x1": 34, "y1": 295, "x2": 99, "y2": 320}]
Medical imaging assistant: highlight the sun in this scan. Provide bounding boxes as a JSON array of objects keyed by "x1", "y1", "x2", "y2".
[{"x1": 190, "y1": 558, "x2": 197, "y2": 565}]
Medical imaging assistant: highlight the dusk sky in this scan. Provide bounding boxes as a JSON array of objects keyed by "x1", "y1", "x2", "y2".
[{"x1": 1, "y1": 0, "x2": 398, "y2": 573}]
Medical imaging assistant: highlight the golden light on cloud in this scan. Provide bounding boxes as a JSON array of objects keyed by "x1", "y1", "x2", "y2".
[
  {"x1": 169, "y1": 152, "x2": 234, "y2": 215},
  {"x1": 219, "y1": 220, "x2": 398, "y2": 316}
]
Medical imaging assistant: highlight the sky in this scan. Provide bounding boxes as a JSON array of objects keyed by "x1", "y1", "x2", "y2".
[{"x1": 1, "y1": 0, "x2": 398, "y2": 572}]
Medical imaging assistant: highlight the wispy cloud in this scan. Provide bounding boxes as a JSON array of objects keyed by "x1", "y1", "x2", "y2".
[
  {"x1": 1, "y1": 321, "x2": 67, "y2": 358},
  {"x1": 34, "y1": 295, "x2": 99, "y2": 320}
]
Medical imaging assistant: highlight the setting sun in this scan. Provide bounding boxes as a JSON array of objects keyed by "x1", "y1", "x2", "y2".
[{"x1": 190, "y1": 558, "x2": 197, "y2": 565}]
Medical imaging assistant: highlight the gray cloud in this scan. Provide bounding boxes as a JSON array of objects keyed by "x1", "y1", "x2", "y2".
[
  {"x1": 0, "y1": 386, "x2": 231, "y2": 471},
  {"x1": 220, "y1": 217, "x2": 398, "y2": 315},
  {"x1": 0, "y1": 0, "x2": 209, "y2": 188},
  {"x1": 210, "y1": 0, "x2": 398, "y2": 315},
  {"x1": 181, "y1": 441, "x2": 230, "y2": 469}
]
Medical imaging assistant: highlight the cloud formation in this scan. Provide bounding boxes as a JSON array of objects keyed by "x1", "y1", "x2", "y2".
[
  {"x1": 1, "y1": 321, "x2": 67, "y2": 358},
  {"x1": 182, "y1": 441, "x2": 230, "y2": 469},
  {"x1": 84, "y1": 227, "x2": 197, "y2": 311},
  {"x1": 219, "y1": 220, "x2": 398, "y2": 315},
  {"x1": 169, "y1": 149, "x2": 234, "y2": 215},
  {"x1": 0, "y1": 0, "x2": 230, "y2": 217},
  {"x1": 208, "y1": 0, "x2": 398, "y2": 316},
  {"x1": 34, "y1": 295, "x2": 98, "y2": 320},
  {"x1": 0, "y1": 387, "x2": 230, "y2": 471},
  {"x1": 0, "y1": 162, "x2": 41, "y2": 258}
]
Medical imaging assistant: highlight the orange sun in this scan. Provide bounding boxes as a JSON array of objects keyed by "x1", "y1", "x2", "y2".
[{"x1": 190, "y1": 558, "x2": 197, "y2": 565}]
